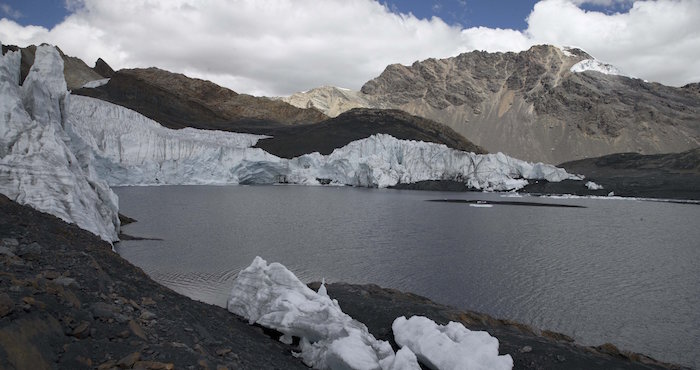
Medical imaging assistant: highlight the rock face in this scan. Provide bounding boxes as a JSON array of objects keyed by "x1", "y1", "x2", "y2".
[
  {"x1": 74, "y1": 67, "x2": 328, "y2": 130},
  {"x1": 281, "y1": 86, "x2": 374, "y2": 117},
  {"x1": 93, "y1": 57, "x2": 115, "y2": 78},
  {"x1": 254, "y1": 108, "x2": 486, "y2": 158},
  {"x1": 286, "y1": 45, "x2": 700, "y2": 164}
]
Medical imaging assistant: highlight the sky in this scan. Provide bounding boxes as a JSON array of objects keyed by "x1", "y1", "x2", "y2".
[{"x1": 0, "y1": 0, "x2": 698, "y2": 96}]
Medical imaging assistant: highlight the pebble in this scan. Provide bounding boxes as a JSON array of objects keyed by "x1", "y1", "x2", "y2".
[
  {"x1": 0, "y1": 246, "x2": 16, "y2": 258},
  {"x1": 519, "y1": 345, "x2": 533, "y2": 353},
  {"x1": 0, "y1": 238, "x2": 19, "y2": 250},
  {"x1": 0, "y1": 293, "x2": 14, "y2": 317},
  {"x1": 92, "y1": 302, "x2": 119, "y2": 319},
  {"x1": 117, "y1": 351, "x2": 141, "y2": 368},
  {"x1": 17, "y1": 242, "x2": 42, "y2": 257},
  {"x1": 140, "y1": 310, "x2": 157, "y2": 320},
  {"x1": 129, "y1": 320, "x2": 148, "y2": 341}
]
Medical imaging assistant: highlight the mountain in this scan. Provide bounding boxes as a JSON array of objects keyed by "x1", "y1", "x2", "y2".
[
  {"x1": 284, "y1": 45, "x2": 700, "y2": 164},
  {"x1": 74, "y1": 67, "x2": 329, "y2": 130},
  {"x1": 281, "y1": 86, "x2": 373, "y2": 117}
]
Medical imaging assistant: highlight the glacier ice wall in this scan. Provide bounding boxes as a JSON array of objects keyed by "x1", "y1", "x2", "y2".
[
  {"x1": 69, "y1": 95, "x2": 580, "y2": 191},
  {"x1": 0, "y1": 44, "x2": 120, "y2": 242}
]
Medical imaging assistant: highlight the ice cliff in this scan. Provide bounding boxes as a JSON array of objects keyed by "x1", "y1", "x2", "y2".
[
  {"x1": 68, "y1": 95, "x2": 579, "y2": 190},
  {"x1": 0, "y1": 44, "x2": 119, "y2": 242}
]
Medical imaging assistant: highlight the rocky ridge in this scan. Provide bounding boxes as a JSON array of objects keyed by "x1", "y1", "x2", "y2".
[
  {"x1": 74, "y1": 67, "x2": 329, "y2": 130},
  {"x1": 252, "y1": 108, "x2": 486, "y2": 158},
  {"x1": 285, "y1": 45, "x2": 700, "y2": 164}
]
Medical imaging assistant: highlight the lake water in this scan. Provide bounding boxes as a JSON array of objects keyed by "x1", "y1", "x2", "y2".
[{"x1": 114, "y1": 185, "x2": 700, "y2": 368}]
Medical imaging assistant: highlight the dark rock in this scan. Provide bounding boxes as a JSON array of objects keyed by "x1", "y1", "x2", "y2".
[
  {"x1": 17, "y1": 242, "x2": 42, "y2": 257},
  {"x1": 69, "y1": 321, "x2": 91, "y2": 338},
  {"x1": 92, "y1": 302, "x2": 120, "y2": 319},
  {"x1": 129, "y1": 320, "x2": 147, "y2": 341},
  {"x1": 117, "y1": 351, "x2": 140, "y2": 368},
  {"x1": 94, "y1": 57, "x2": 116, "y2": 78},
  {"x1": 139, "y1": 310, "x2": 157, "y2": 320},
  {"x1": 0, "y1": 293, "x2": 14, "y2": 317}
]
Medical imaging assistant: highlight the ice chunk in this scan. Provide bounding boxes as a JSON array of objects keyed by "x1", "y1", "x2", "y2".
[
  {"x1": 228, "y1": 257, "x2": 420, "y2": 370},
  {"x1": 392, "y1": 316, "x2": 513, "y2": 370},
  {"x1": 585, "y1": 181, "x2": 604, "y2": 190}
]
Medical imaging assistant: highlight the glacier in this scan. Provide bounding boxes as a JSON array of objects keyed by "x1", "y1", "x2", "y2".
[
  {"x1": 68, "y1": 94, "x2": 580, "y2": 190},
  {"x1": 2, "y1": 42, "x2": 581, "y2": 244},
  {"x1": 0, "y1": 44, "x2": 120, "y2": 242},
  {"x1": 228, "y1": 256, "x2": 421, "y2": 370}
]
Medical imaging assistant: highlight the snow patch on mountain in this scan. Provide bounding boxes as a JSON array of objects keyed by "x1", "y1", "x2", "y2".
[
  {"x1": 570, "y1": 59, "x2": 626, "y2": 77},
  {"x1": 0, "y1": 44, "x2": 119, "y2": 242},
  {"x1": 282, "y1": 86, "x2": 374, "y2": 117},
  {"x1": 82, "y1": 78, "x2": 110, "y2": 88}
]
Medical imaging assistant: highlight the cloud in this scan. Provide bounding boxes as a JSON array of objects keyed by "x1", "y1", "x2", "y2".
[
  {"x1": 526, "y1": 0, "x2": 700, "y2": 86},
  {"x1": 0, "y1": 3, "x2": 22, "y2": 19},
  {"x1": 0, "y1": 0, "x2": 698, "y2": 95}
]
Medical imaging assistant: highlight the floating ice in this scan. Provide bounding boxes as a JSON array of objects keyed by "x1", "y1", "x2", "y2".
[
  {"x1": 585, "y1": 181, "x2": 604, "y2": 190},
  {"x1": 392, "y1": 316, "x2": 513, "y2": 370},
  {"x1": 227, "y1": 257, "x2": 420, "y2": 370}
]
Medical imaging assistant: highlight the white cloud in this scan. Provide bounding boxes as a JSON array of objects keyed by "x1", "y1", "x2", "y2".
[
  {"x1": 0, "y1": 0, "x2": 698, "y2": 95},
  {"x1": 526, "y1": 0, "x2": 700, "y2": 86},
  {"x1": 0, "y1": 3, "x2": 22, "y2": 19}
]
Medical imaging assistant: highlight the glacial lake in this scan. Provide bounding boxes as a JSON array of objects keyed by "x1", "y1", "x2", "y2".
[{"x1": 114, "y1": 185, "x2": 700, "y2": 368}]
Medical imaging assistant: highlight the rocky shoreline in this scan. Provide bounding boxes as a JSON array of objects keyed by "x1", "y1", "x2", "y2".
[{"x1": 0, "y1": 194, "x2": 688, "y2": 369}]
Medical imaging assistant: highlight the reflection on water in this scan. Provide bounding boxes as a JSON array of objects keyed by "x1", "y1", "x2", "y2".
[{"x1": 115, "y1": 185, "x2": 700, "y2": 368}]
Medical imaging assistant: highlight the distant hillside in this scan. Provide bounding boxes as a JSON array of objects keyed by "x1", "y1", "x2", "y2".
[
  {"x1": 285, "y1": 45, "x2": 700, "y2": 164},
  {"x1": 522, "y1": 148, "x2": 700, "y2": 200},
  {"x1": 74, "y1": 67, "x2": 328, "y2": 129},
  {"x1": 252, "y1": 108, "x2": 486, "y2": 158}
]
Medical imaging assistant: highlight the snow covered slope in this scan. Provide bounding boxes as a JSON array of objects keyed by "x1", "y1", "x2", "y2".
[
  {"x1": 69, "y1": 95, "x2": 580, "y2": 191},
  {"x1": 0, "y1": 44, "x2": 119, "y2": 242},
  {"x1": 570, "y1": 59, "x2": 627, "y2": 77}
]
